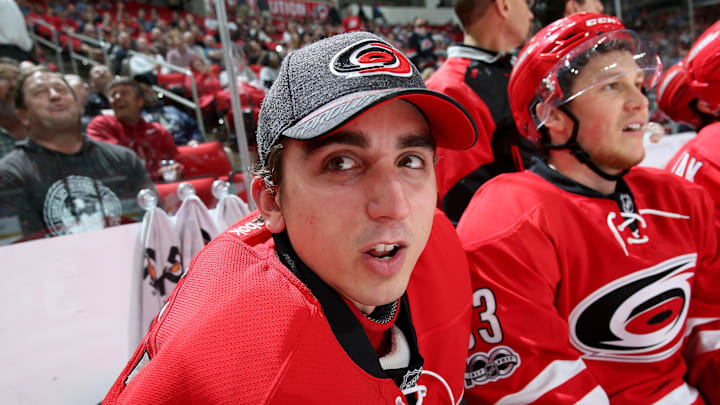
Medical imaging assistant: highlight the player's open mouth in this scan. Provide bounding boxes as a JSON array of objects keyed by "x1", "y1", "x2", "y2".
[
  {"x1": 623, "y1": 123, "x2": 643, "y2": 132},
  {"x1": 366, "y1": 243, "x2": 401, "y2": 261}
]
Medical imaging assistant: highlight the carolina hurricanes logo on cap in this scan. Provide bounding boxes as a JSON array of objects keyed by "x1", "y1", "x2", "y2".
[
  {"x1": 329, "y1": 39, "x2": 413, "y2": 78},
  {"x1": 568, "y1": 254, "x2": 696, "y2": 363}
]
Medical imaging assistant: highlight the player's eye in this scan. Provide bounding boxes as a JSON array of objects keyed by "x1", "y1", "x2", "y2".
[
  {"x1": 398, "y1": 154, "x2": 425, "y2": 169},
  {"x1": 325, "y1": 155, "x2": 357, "y2": 171}
]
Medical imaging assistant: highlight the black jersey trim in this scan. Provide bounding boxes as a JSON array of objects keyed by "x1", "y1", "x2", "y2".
[
  {"x1": 272, "y1": 231, "x2": 424, "y2": 383},
  {"x1": 530, "y1": 158, "x2": 639, "y2": 229}
]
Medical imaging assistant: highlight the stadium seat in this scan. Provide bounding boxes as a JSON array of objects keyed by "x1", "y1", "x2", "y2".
[
  {"x1": 177, "y1": 141, "x2": 232, "y2": 179},
  {"x1": 155, "y1": 175, "x2": 218, "y2": 215},
  {"x1": 157, "y1": 72, "x2": 186, "y2": 89},
  {"x1": 223, "y1": 170, "x2": 250, "y2": 203}
]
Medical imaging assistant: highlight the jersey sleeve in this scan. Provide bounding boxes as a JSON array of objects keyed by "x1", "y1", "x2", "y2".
[
  {"x1": 683, "y1": 186, "x2": 720, "y2": 403},
  {"x1": 666, "y1": 135, "x2": 720, "y2": 229},
  {"x1": 459, "y1": 207, "x2": 609, "y2": 404}
]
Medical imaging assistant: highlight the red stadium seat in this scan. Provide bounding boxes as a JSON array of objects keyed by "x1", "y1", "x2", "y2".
[
  {"x1": 177, "y1": 141, "x2": 232, "y2": 179},
  {"x1": 157, "y1": 72, "x2": 186, "y2": 88},
  {"x1": 155, "y1": 175, "x2": 218, "y2": 215}
]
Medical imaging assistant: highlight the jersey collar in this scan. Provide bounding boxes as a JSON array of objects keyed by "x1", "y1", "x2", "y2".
[{"x1": 272, "y1": 230, "x2": 424, "y2": 389}]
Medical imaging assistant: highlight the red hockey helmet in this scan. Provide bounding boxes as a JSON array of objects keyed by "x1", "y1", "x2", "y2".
[
  {"x1": 509, "y1": 12, "x2": 662, "y2": 146},
  {"x1": 656, "y1": 60, "x2": 702, "y2": 128},
  {"x1": 686, "y1": 19, "x2": 720, "y2": 110}
]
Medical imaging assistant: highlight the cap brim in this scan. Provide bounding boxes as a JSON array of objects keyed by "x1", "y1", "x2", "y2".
[{"x1": 283, "y1": 88, "x2": 477, "y2": 151}]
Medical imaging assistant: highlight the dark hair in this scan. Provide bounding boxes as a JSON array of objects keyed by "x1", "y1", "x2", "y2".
[
  {"x1": 15, "y1": 66, "x2": 76, "y2": 110},
  {"x1": 250, "y1": 141, "x2": 285, "y2": 191},
  {"x1": 533, "y1": 0, "x2": 569, "y2": 27},
  {"x1": 107, "y1": 77, "x2": 144, "y2": 98},
  {"x1": 557, "y1": 39, "x2": 634, "y2": 96},
  {"x1": 452, "y1": 0, "x2": 494, "y2": 31}
]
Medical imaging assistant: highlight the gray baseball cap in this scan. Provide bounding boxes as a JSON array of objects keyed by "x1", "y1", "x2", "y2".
[{"x1": 256, "y1": 31, "x2": 477, "y2": 167}]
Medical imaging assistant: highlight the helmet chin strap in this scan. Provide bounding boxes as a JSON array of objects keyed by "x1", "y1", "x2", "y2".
[{"x1": 542, "y1": 105, "x2": 629, "y2": 181}]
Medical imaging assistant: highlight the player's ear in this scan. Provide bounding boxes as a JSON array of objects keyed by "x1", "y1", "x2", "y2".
[
  {"x1": 541, "y1": 105, "x2": 572, "y2": 144},
  {"x1": 565, "y1": 0, "x2": 580, "y2": 15},
  {"x1": 696, "y1": 100, "x2": 718, "y2": 115},
  {"x1": 251, "y1": 176, "x2": 286, "y2": 233},
  {"x1": 495, "y1": 0, "x2": 511, "y2": 18}
]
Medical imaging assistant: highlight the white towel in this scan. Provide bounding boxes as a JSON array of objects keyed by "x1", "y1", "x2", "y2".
[
  {"x1": 214, "y1": 193, "x2": 252, "y2": 232},
  {"x1": 139, "y1": 207, "x2": 182, "y2": 332},
  {"x1": 174, "y1": 195, "x2": 219, "y2": 270}
]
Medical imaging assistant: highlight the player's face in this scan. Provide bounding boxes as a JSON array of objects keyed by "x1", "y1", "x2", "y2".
[
  {"x1": 569, "y1": 50, "x2": 649, "y2": 173},
  {"x1": 508, "y1": 0, "x2": 534, "y2": 49},
  {"x1": 274, "y1": 99, "x2": 437, "y2": 314},
  {"x1": 19, "y1": 71, "x2": 81, "y2": 132}
]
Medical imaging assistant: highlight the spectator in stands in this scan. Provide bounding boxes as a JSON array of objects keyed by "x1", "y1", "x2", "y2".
[
  {"x1": 426, "y1": 0, "x2": 537, "y2": 224},
  {"x1": 130, "y1": 36, "x2": 166, "y2": 77},
  {"x1": 149, "y1": 27, "x2": 169, "y2": 58},
  {"x1": 111, "y1": 31, "x2": 134, "y2": 75},
  {"x1": 0, "y1": 59, "x2": 23, "y2": 159},
  {"x1": 166, "y1": 31, "x2": 197, "y2": 69},
  {"x1": 258, "y1": 50, "x2": 280, "y2": 89},
  {"x1": 78, "y1": 23, "x2": 103, "y2": 60},
  {"x1": 137, "y1": 8, "x2": 153, "y2": 33},
  {"x1": 134, "y1": 72, "x2": 204, "y2": 146},
  {"x1": 342, "y1": 4, "x2": 364, "y2": 32},
  {"x1": 85, "y1": 64, "x2": 112, "y2": 118},
  {"x1": 87, "y1": 77, "x2": 181, "y2": 182},
  {"x1": 203, "y1": 7, "x2": 219, "y2": 32},
  {"x1": 244, "y1": 38, "x2": 266, "y2": 66},
  {"x1": 533, "y1": 0, "x2": 604, "y2": 26},
  {"x1": 0, "y1": 67, "x2": 153, "y2": 241},
  {"x1": 63, "y1": 73, "x2": 91, "y2": 131},
  {"x1": 186, "y1": 56, "x2": 221, "y2": 99},
  {"x1": 202, "y1": 35, "x2": 223, "y2": 67},
  {"x1": 405, "y1": 17, "x2": 438, "y2": 77},
  {"x1": 0, "y1": 0, "x2": 36, "y2": 62}
]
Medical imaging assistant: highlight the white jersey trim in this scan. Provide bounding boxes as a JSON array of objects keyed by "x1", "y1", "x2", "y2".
[
  {"x1": 447, "y1": 45, "x2": 503, "y2": 64},
  {"x1": 686, "y1": 330, "x2": 720, "y2": 358},
  {"x1": 684, "y1": 317, "x2": 720, "y2": 338},
  {"x1": 495, "y1": 359, "x2": 586, "y2": 405},
  {"x1": 575, "y1": 385, "x2": 609, "y2": 405},
  {"x1": 651, "y1": 383, "x2": 699, "y2": 405}
]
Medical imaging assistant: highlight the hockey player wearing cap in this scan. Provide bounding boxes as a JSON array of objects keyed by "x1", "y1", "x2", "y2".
[
  {"x1": 666, "y1": 20, "x2": 720, "y2": 220},
  {"x1": 103, "y1": 32, "x2": 477, "y2": 404},
  {"x1": 458, "y1": 13, "x2": 720, "y2": 404}
]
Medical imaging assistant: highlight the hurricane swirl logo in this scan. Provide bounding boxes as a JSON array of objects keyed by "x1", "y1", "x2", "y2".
[
  {"x1": 464, "y1": 346, "x2": 520, "y2": 388},
  {"x1": 329, "y1": 40, "x2": 413, "y2": 78},
  {"x1": 569, "y1": 254, "x2": 696, "y2": 362}
]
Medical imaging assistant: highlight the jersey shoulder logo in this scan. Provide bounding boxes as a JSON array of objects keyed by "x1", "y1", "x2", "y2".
[
  {"x1": 329, "y1": 39, "x2": 413, "y2": 78},
  {"x1": 669, "y1": 151, "x2": 704, "y2": 183},
  {"x1": 568, "y1": 254, "x2": 697, "y2": 363},
  {"x1": 464, "y1": 346, "x2": 520, "y2": 388}
]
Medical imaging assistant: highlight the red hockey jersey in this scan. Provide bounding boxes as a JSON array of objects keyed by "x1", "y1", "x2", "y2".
[
  {"x1": 666, "y1": 122, "x2": 720, "y2": 226},
  {"x1": 457, "y1": 161, "x2": 720, "y2": 404},
  {"x1": 103, "y1": 209, "x2": 471, "y2": 404}
]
